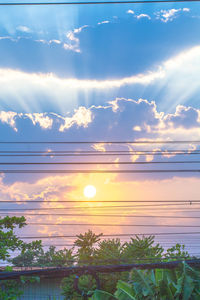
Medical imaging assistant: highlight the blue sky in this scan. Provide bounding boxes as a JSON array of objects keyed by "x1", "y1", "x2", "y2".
[
  {"x1": 1, "y1": 2, "x2": 200, "y2": 251},
  {"x1": 0, "y1": 2, "x2": 200, "y2": 113},
  {"x1": 1, "y1": 2, "x2": 200, "y2": 180}
]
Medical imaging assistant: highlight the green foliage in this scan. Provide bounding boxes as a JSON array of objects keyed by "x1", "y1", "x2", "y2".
[
  {"x1": 0, "y1": 216, "x2": 27, "y2": 261},
  {"x1": 61, "y1": 231, "x2": 196, "y2": 299},
  {"x1": 0, "y1": 216, "x2": 42, "y2": 299},
  {"x1": 11, "y1": 240, "x2": 43, "y2": 266},
  {"x1": 94, "y1": 239, "x2": 127, "y2": 293},
  {"x1": 0, "y1": 267, "x2": 40, "y2": 300},
  {"x1": 122, "y1": 235, "x2": 163, "y2": 263},
  {"x1": 61, "y1": 274, "x2": 98, "y2": 300},
  {"x1": 164, "y1": 244, "x2": 190, "y2": 260},
  {"x1": 12, "y1": 244, "x2": 75, "y2": 267},
  {"x1": 4, "y1": 227, "x2": 198, "y2": 300},
  {"x1": 0, "y1": 279, "x2": 23, "y2": 300},
  {"x1": 115, "y1": 281, "x2": 136, "y2": 300},
  {"x1": 36, "y1": 246, "x2": 75, "y2": 267},
  {"x1": 89, "y1": 290, "x2": 116, "y2": 300},
  {"x1": 128, "y1": 261, "x2": 200, "y2": 299},
  {"x1": 91, "y1": 262, "x2": 200, "y2": 300},
  {"x1": 75, "y1": 230, "x2": 103, "y2": 265},
  {"x1": 61, "y1": 275, "x2": 80, "y2": 299}
]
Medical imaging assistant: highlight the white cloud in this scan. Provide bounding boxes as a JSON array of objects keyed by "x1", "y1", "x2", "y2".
[
  {"x1": 1, "y1": 98, "x2": 200, "y2": 166},
  {"x1": 16, "y1": 25, "x2": 31, "y2": 33},
  {"x1": 133, "y1": 125, "x2": 142, "y2": 131},
  {"x1": 0, "y1": 111, "x2": 18, "y2": 131},
  {"x1": 4, "y1": 97, "x2": 200, "y2": 137},
  {"x1": 64, "y1": 25, "x2": 88, "y2": 53},
  {"x1": 183, "y1": 7, "x2": 190, "y2": 12},
  {"x1": 36, "y1": 39, "x2": 62, "y2": 45},
  {"x1": 59, "y1": 106, "x2": 93, "y2": 131},
  {"x1": 49, "y1": 39, "x2": 61, "y2": 44},
  {"x1": 136, "y1": 14, "x2": 151, "y2": 20},
  {"x1": 0, "y1": 67, "x2": 164, "y2": 98},
  {"x1": 155, "y1": 8, "x2": 190, "y2": 22},
  {"x1": 25, "y1": 113, "x2": 53, "y2": 129},
  {"x1": 0, "y1": 44, "x2": 199, "y2": 113},
  {"x1": 127, "y1": 9, "x2": 134, "y2": 14},
  {"x1": 97, "y1": 20, "x2": 110, "y2": 25}
]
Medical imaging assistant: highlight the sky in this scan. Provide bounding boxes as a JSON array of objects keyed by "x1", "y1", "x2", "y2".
[{"x1": 1, "y1": 1, "x2": 200, "y2": 257}]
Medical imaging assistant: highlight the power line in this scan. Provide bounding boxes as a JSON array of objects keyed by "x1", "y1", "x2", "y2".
[
  {"x1": 0, "y1": 200, "x2": 199, "y2": 203},
  {"x1": 2, "y1": 213, "x2": 200, "y2": 218},
  {"x1": 1, "y1": 160, "x2": 200, "y2": 165},
  {"x1": 1, "y1": 152, "x2": 200, "y2": 156},
  {"x1": 26, "y1": 223, "x2": 200, "y2": 227},
  {"x1": 1, "y1": 140, "x2": 200, "y2": 144},
  {"x1": 18, "y1": 232, "x2": 200, "y2": 239},
  {"x1": 0, "y1": 0, "x2": 199, "y2": 6},
  {"x1": 0, "y1": 169, "x2": 200, "y2": 173},
  {"x1": 0, "y1": 150, "x2": 198, "y2": 153},
  {"x1": 43, "y1": 243, "x2": 200, "y2": 247},
  {"x1": 2, "y1": 203, "x2": 200, "y2": 210}
]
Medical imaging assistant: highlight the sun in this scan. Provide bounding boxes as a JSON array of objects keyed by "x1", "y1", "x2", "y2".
[{"x1": 84, "y1": 185, "x2": 96, "y2": 198}]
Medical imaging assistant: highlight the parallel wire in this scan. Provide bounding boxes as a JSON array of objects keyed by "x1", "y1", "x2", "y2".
[
  {"x1": 0, "y1": 0, "x2": 200, "y2": 6},
  {"x1": 1, "y1": 160, "x2": 200, "y2": 165},
  {"x1": 1, "y1": 140, "x2": 200, "y2": 144},
  {"x1": 26, "y1": 223, "x2": 200, "y2": 227},
  {"x1": 2, "y1": 213, "x2": 199, "y2": 218},
  {"x1": 0, "y1": 200, "x2": 199, "y2": 203},
  {"x1": 2, "y1": 141, "x2": 200, "y2": 248},
  {"x1": 0, "y1": 150, "x2": 198, "y2": 153},
  {"x1": 2, "y1": 152, "x2": 200, "y2": 156},
  {"x1": 0, "y1": 169, "x2": 200, "y2": 173},
  {"x1": 2, "y1": 203, "x2": 200, "y2": 210},
  {"x1": 18, "y1": 232, "x2": 200, "y2": 239},
  {"x1": 42, "y1": 244, "x2": 200, "y2": 247}
]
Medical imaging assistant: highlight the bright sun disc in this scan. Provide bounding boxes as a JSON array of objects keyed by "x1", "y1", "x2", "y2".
[{"x1": 84, "y1": 185, "x2": 96, "y2": 198}]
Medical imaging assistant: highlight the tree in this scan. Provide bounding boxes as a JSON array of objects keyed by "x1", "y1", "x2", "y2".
[
  {"x1": 61, "y1": 230, "x2": 103, "y2": 299},
  {"x1": 0, "y1": 216, "x2": 26, "y2": 261},
  {"x1": 122, "y1": 235, "x2": 164, "y2": 263},
  {"x1": 74, "y1": 230, "x2": 103, "y2": 264},
  {"x1": 36, "y1": 246, "x2": 75, "y2": 267},
  {"x1": 94, "y1": 239, "x2": 126, "y2": 294},
  {"x1": 0, "y1": 216, "x2": 41, "y2": 299},
  {"x1": 91, "y1": 262, "x2": 200, "y2": 300},
  {"x1": 12, "y1": 245, "x2": 75, "y2": 267},
  {"x1": 164, "y1": 244, "x2": 190, "y2": 260}
]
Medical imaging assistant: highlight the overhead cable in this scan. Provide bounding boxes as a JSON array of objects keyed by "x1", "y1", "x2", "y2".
[
  {"x1": 1, "y1": 140, "x2": 200, "y2": 144},
  {"x1": 1, "y1": 213, "x2": 200, "y2": 218},
  {"x1": 1, "y1": 160, "x2": 200, "y2": 165},
  {"x1": 18, "y1": 232, "x2": 200, "y2": 239},
  {"x1": 0, "y1": 0, "x2": 199, "y2": 6},
  {"x1": 26, "y1": 223, "x2": 200, "y2": 227},
  {"x1": 0, "y1": 169, "x2": 200, "y2": 173},
  {"x1": 0, "y1": 200, "x2": 199, "y2": 203}
]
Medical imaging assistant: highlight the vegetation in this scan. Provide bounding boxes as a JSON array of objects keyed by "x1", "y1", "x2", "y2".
[
  {"x1": 91, "y1": 261, "x2": 200, "y2": 299},
  {"x1": 0, "y1": 217, "x2": 199, "y2": 300},
  {"x1": 0, "y1": 216, "x2": 41, "y2": 299}
]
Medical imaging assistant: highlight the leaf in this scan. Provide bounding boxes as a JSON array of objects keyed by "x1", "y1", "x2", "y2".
[
  {"x1": 115, "y1": 280, "x2": 136, "y2": 300},
  {"x1": 91, "y1": 289, "x2": 116, "y2": 300},
  {"x1": 174, "y1": 263, "x2": 195, "y2": 300},
  {"x1": 159, "y1": 279, "x2": 174, "y2": 300},
  {"x1": 130, "y1": 269, "x2": 154, "y2": 297}
]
